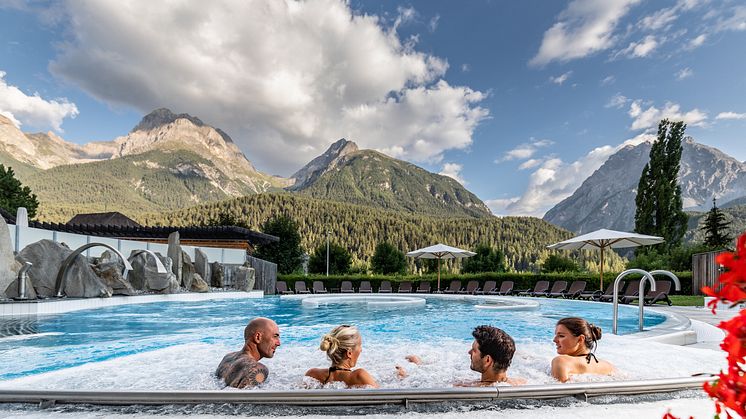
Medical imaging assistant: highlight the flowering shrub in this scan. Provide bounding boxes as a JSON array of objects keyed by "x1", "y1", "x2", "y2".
[{"x1": 699, "y1": 233, "x2": 746, "y2": 418}]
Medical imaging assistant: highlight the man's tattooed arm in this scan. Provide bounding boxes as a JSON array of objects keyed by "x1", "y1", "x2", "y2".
[{"x1": 217, "y1": 353, "x2": 269, "y2": 388}]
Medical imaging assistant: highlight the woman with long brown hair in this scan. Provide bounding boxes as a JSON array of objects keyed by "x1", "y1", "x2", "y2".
[{"x1": 551, "y1": 317, "x2": 614, "y2": 382}]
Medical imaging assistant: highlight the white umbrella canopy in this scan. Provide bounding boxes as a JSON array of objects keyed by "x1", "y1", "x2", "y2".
[
  {"x1": 406, "y1": 244, "x2": 476, "y2": 291},
  {"x1": 547, "y1": 229, "x2": 664, "y2": 289}
]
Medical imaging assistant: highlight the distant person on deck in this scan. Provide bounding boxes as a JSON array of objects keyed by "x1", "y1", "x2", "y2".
[{"x1": 216, "y1": 317, "x2": 281, "y2": 388}]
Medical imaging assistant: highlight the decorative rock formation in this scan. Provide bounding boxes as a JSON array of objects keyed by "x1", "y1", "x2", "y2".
[
  {"x1": 167, "y1": 231, "x2": 183, "y2": 286},
  {"x1": 191, "y1": 273, "x2": 210, "y2": 293},
  {"x1": 0, "y1": 217, "x2": 20, "y2": 298},
  {"x1": 17, "y1": 240, "x2": 111, "y2": 298},
  {"x1": 91, "y1": 251, "x2": 136, "y2": 296},
  {"x1": 128, "y1": 251, "x2": 179, "y2": 294},
  {"x1": 210, "y1": 262, "x2": 224, "y2": 288},
  {"x1": 194, "y1": 249, "x2": 211, "y2": 284},
  {"x1": 233, "y1": 263, "x2": 256, "y2": 292},
  {"x1": 181, "y1": 250, "x2": 195, "y2": 290}
]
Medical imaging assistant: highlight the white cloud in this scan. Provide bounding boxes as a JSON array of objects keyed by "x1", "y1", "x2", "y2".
[
  {"x1": 639, "y1": 7, "x2": 678, "y2": 31},
  {"x1": 549, "y1": 71, "x2": 573, "y2": 85},
  {"x1": 529, "y1": 0, "x2": 641, "y2": 66},
  {"x1": 518, "y1": 159, "x2": 542, "y2": 170},
  {"x1": 439, "y1": 162, "x2": 467, "y2": 185},
  {"x1": 675, "y1": 67, "x2": 693, "y2": 80},
  {"x1": 605, "y1": 93, "x2": 628, "y2": 108},
  {"x1": 627, "y1": 100, "x2": 707, "y2": 130},
  {"x1": 428, "y1": 15, "x2": 440, "y2": 32},
  {"x1": 600, "y1": 75, "x2": 616, "y2": 85},
  {"x1": 490, "y1": 133, "x2": 656, "y2": 217},
  {"x1": 0, "y1": 71, "x2": 78, "y2": 132},
  {"x1": 716, "y1": 5, "x2": 746, "y2": 32},
  {"x1": 496, "y1": 139, "x2": 553, "y2": 162},
  {"x1": 461, "y1": 63, "x2": 470, "y2": 72},
  {"x1": 44, "y1": 0, "x2": 488, "y2": 174},
  {"x1": 618, "y1": 35, "x2": 658, "y2": 58},
  {"x1": 688, "y1": 33, "x2": 707, "y2": 48},
  {"x1": 716, "y1": 112, "x2": 746, "y2": 120}
]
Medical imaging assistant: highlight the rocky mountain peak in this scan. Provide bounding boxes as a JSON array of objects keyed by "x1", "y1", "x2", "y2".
[
  {"x1": 543, "y1": 137, "x2": 746, "y2": 233},
  {"x1": 132, "y1": 108, "x2": 233, "y2": 143},
  {"x1": 289, "y1": 138, "x2": 359, "y2": 190}
]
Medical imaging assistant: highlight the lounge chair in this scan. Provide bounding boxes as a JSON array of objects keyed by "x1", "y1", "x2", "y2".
[
  {"x1": 644, "y1": 280, "x2": 673, "y2": 306},
  {"x1": 545, "y1": 281, "x2": 569, "y2": 298},
  {"x1": 397, "y1": 281, "x2": 413, "y2": 293},
  {"x1": 478, "y1": 280, "x2": 497, "y2": 295},
  {"x1": 619, "y1": 280, "x2": 673, "y2": 305},
  {"x1": 312, "y1": 281, "x2": 328, "y2": 294},
  {"x1": 275, "y1": 280, "x2": 294, "y2": 295},
  {"x1": 458, "y1": 280, "x2": 480, "y2": 294},
  {"x1": 599, "y1": 280, "x2": 640, "y2": 303},
  {"x1": 416, "y1": 282, "x2": 431, "y2": 293},
  {"x1": 443, "y1": 280, "x2": 462, "y2": 294},
  {"x1": 340, "y1": 281, "x2": 354, "y2": 293},
  {"x1": 562, "y1": 280, "x2": 587, "y2": 299},
  {"x1": 578, "y1": 282, "x2": 616, "y2": 301},
  {"x1": 379, "y1": 280, "x2": 393, "y2": 293},
  {"x1": 295, "y1": 281, "x2": 311, "y2": 294},
  {"x1": 359, "y1": 281, "x2": 373, "y2": 293},
  {"x1": 492, "y1": 280, "x2": 513, "y2": 295},
  {"x1": 517, "y1": 280, "x2": 549, "y2": 297}
]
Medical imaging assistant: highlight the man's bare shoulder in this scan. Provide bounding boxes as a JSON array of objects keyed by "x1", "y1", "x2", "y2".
[{"x1": 216, "y1": 351, "x2": 269, "y2": 388}]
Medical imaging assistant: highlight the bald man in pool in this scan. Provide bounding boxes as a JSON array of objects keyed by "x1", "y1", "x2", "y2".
[{"x1": 216, "y1": 317, "x2": 281, "y2": 388}]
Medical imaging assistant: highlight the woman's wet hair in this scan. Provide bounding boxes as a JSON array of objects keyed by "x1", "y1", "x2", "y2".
[
  {"x1": 557, "y1": 317, "x2": 602, "y2": 350},
  {"x1": 319, "y1": 325, "x2": 361, "y2": 365}
]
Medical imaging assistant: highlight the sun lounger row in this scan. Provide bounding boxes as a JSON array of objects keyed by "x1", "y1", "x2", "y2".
[
  {"x1": 514, "y1": 280, "x2": 588, "y2": 299},
  {"x1": 575, "y1": 279, "x2": 673, "y2": 305},
  {"x1": 276, "y1": 280, "x2": 515, "y2": 295}
]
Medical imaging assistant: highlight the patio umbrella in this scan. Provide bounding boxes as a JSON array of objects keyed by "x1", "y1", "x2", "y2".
[
  {"x1": 546, "y1": 229, "x2": 664, "y2": 290},
  {"x1": 406, "y1": 244, "x2": 476, "y2": 292}
]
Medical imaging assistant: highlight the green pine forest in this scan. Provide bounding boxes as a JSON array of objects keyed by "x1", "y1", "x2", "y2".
[{"x1": 139, "y1": 193, "x2": 627, "y2": 273}]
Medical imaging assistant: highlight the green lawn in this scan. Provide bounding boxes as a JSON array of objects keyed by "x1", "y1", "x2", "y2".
[{"x1": 668, "y1": 295, "x2": 705, "y2": 306}]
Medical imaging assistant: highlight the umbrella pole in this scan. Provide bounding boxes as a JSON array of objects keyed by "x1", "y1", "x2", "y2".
[
  {"x1": 437, "y1": 258, "x2": 441, "y2": 291},
  {"x1": 599, "y1": 246, "x2": 604, "y2": 292}
]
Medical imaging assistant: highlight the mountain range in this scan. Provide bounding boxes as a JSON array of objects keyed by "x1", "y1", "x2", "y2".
[
  {"x1": 543, "y1": 137, "x2": 746, "y2": 234},
  {"x1": 0, "y1": 109, "x2": 491, "y2": 222}
]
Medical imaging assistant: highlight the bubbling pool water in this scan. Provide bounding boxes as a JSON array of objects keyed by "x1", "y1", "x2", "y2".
[{"x1": 0, "y1": 296, "x2": 726, "y2": 390}]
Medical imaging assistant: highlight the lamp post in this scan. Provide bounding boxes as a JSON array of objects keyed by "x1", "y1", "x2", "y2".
[{"x1": 326, "y1": 230, "x2": 330, "y2": 277}]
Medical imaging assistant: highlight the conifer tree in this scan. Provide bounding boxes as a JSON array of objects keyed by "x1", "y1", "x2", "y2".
[
  {"x1": 701, "y1": 198, "x2": 732, "y2": 249},
  {"x1": 633, "y1": 119, "x2": 688, "y2": 252},
  {"x1": 0, "y1": 164, "x2": 39, "y2": 219},
  {"x1": 253, "y1": 215, "x2": 304, "y2": 274}
]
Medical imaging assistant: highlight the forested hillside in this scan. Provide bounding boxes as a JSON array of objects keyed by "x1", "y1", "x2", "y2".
[{"x1": 140, "y1": 193, "x2": 625, "y2": 272}]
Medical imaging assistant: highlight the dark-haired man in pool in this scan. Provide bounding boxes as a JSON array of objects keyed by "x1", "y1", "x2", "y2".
[
  {"x1": 216, "y1": 317, "x2": 281, "y2": 388},
  {"x1": 400, "y1": 325, "x2": 525, "y2": 386}
]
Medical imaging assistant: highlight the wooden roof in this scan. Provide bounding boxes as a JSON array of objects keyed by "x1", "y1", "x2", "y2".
[
  {"x1": 67, "y1": 212, "x2": 141, "y2": 228},
  {"x1": 0, "y1": 211, "x2": 278, "y2": 246}
]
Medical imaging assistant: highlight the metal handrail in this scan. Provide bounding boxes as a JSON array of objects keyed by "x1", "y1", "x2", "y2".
[
  {"x1": 55, "y1": 243, "x2": 133, "y2": 297},
  {"x1": 648, "y1": 270, "x2": 682, "y2": 293},
  {"x1": 0, "y1": 376, "x2": 712, "y2": 406},
  {"x1": 612, "y1": 269, "x2": 655, "y2": 334}
]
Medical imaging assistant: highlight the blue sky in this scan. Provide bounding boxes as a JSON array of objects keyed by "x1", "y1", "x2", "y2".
[{"x1": 1, "y1": 0, "x2": 745, "y2": 217}]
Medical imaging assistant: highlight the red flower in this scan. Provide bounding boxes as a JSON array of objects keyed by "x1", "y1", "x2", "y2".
[{"x1": 697, "y1": 233, "x2": 746, "y2": 419}]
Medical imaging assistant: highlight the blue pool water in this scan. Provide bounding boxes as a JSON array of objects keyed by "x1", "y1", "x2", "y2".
[{"x1": 0, "y1": 296, "x2": 666, "y2": 381}]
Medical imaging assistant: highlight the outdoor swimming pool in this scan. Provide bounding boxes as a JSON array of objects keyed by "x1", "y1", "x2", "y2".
[{"x1": 0, "y1": 295, "x2": 724, "y2": 392}]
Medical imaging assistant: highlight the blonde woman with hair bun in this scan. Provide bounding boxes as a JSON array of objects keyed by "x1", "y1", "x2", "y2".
[{"x1": 305, "y1": 325, "x2": 379, "y2": 388}]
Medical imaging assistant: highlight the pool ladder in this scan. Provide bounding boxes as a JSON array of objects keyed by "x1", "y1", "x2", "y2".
[{"x1": 611, "y1": 269, "x2": 681, "y2": 334}]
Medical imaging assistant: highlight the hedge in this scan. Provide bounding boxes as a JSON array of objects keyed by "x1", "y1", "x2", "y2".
[{"x1": 278, "y1": 271, "x2": 695, "y2": 295}]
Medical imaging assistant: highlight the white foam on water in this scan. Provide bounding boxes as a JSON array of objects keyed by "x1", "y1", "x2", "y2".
[
  {"x1": 0, "y1": 334, "x2": 725, "y2": 391},
  {"x1": 0, "y1": 332, "x2": 64, "y2": 342}
]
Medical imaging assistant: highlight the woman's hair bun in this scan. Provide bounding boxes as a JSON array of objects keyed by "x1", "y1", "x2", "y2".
[
  {"x1": 319, "y1": 334, "x2": 338, "y2": 353},
  {"x1": 589, "y1": 324, "x2": 602, "y2": 341}
]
